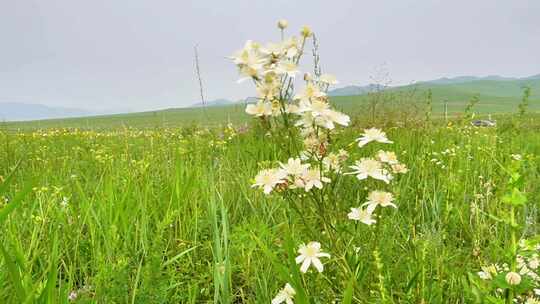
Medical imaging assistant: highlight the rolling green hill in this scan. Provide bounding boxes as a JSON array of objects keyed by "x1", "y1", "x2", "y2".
[{"x1": 3, "y1": 78, "x2": 539, "y2": 130}]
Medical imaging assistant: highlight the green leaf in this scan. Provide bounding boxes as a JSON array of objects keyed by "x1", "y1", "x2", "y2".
[
  {"x1": 342, "y1": 276, "x2": 355, "y2": 304},
  {"x1": 0, "y1": 242, "x2": 26, "y2": 302},
  {"x1": 162, "y1": 246, "x2": 198, "y2": 267},
  {"x1": 501, "y1": 188, "x2": 527, "y2": 206},
  {"x1": 0, "y1": 181, "x2": 34, "y2": 225},
  {"x1": 39, "y1": 233, "x2": 59, "y2": 303}
]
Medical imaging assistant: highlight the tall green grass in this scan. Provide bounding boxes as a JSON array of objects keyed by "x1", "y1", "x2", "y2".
[{"x1": 0, "y1": 113, "x2": 539, "y2": 302}]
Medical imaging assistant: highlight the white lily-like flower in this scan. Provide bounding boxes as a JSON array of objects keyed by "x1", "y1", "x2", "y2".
[
  {"x1": 307, "y1": 99, "x2": 330, "y2": 116},
  {"x1": 295, "y1": 242, "x2": 330, "y2": 273},
  {"x1": 301, "y1": 169, "x2": 330, "y2": 191},
  {"x1": 252, "y1": 169, "x2": 287, "y2": 194},
  {"x1": 321, "y1": 109, "x2": 350, "y2": 127},
  {"x1": 272, "y1": 283, "x2": 295, "y2": 304},
  {"x1": 362, "y1": 191, "x2": 397, "y2": 213},
  {"x1": 346, "y1": 158, "x2": 392, "y2": 183},
  {"x1": 299, "y1": 102, "x2": 349, "y2": 130},
  {"x1": 274, "y1": 60, "x2": 299, "y2": 78},
  {"x1": 294, "y1": 83, "x2": 325, "y2": 103},
  {"x1": 245, "y1": 101, "x2": 272, "y2": 117},
  {"x1": 356, "y1": 128, "x2": 393, "y2": 147},
  {"x1": 230, "y1": 45, "x2": 265, "y2": 68},
  {"x1": 237, "y1": 65, "x2": 259, "y2": 83},
  {"x1": 256, "y1": 80, "x2": 280, "y2": 100},
  {"x1": 348, "y1": 207, "x2": 376, "y2": 225},
  {"x1": 280, "y1": 158, "x2": 310, "y2": 176}
]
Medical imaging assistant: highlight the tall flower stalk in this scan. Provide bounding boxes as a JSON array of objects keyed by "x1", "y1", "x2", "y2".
[{"x1": 231, "y1": 20, "x2": 409, "y2": 300}]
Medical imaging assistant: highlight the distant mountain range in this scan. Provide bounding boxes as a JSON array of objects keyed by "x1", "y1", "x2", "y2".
[
  {"x1": 420, "y1": 74, "x2": 540, "y2": 85},
  {"x1": 327, "y1": 74, "x2": 540, "y2": 96},
  {"x1": 0, "y1": 103, "x2": 95, "y2": 122},
  {"x1": 2, "y1": 74, "x2": 539, "y2": 122},
  {"x1": 328, "y1": 84, "x2": 382, "y2": 96}
]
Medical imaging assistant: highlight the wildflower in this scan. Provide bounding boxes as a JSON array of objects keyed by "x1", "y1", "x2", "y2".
[
  {"x1": 230, "y1": 42, "x2": 264, "y2": 68},
  {"x1": 68, "y1": 291, "x2": 78, "y2": 301},
  {"x1": 511, "y1": 154, "x2": 522, "y2": 161},
  {"x1": 295, "y1": 242, "x2": 330, "y2": 273},
  {"x1": 301, "y1": 169, "x2": 330, "y2": 191},
  {"x1": 505, "y1": 272, "x2": 522, "y2": 285},
  {"x1": 376, "y1": 150, "x2": 399, "y2": 164},
  {"x1": 337, "y1": 149, "x2": 349, "y2": 161},
  {"x1": 320, "y1": 109, "x2": 350, "y2": 128},
  {"x1": 356, "y1": 128, "x2": 393, "y2": 147},
  {"x1": 346, "y1": 158, "x2": 392, "y2": 183},
  {"x1": 300, "y1": 25, "x2": 312, "y2": 37},
  {"x1": 280, "y1": 158, "x2": 310, "y2": 176},
  {"x1": 272, "y1": 283, "x2": 295, "y2": 304},
  {"x1": 525, "y1": 297, "x2": 540, "y2": 304},
  {"x1": 529, "y1": 257, "x2": 539, "y2": 270},
  {"x1": 294, "y1": 83, "x2": 325, "y2": 103},
  {"x1": 245, "y1": 101, "x2": 272, "y2": 117},
  {"x1": 348, "y1": 207, "x2": 376, "y2": 225},
  {"x1": 252, "y1": 169, "x2": 287, "y2": 194},
  {"x1": 277, "y1": 19, "x2": 288, "y2": 30},
  {"x1": 323, "y1": 153, "x2": 342, "y2": 172},
  {"x1": 362, "y1": 191, "x2": 396, "y2": 213},
  {"x1": 477, "y1": 265, "x2": 497, "y2": 280},
  {"x1": 274, "y1": 60, "x2": 299, "y2": 78},
  {"x1": 391, "y1": 163, "x2": 409, "y2": 174},
  {"x1": 237, "y1": 65, "x2": 259, "y2": 82},
  {"x1": 256, "y1": 79, "x2": 280, "y2": 100}
]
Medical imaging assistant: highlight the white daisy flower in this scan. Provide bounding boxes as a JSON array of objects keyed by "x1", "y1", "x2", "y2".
[
  {"x1": 362, "y1": 191, "x2": 397, "y2": 213},
  {"x1": 295, "y1": 242, "x2": 330, "y2": 273},
  {"x1": 356, "y1": 128, "x2": 393, "y2": 147},
  {"x1": 347, "y1": 207, "x2": 376, "y2": 225},
  {"x1": 279, "y1": 158, "x2": 310, "y2": 176},
  {"x1": 346, "y1": 158, "x2": 392, "y2": 183},
  {"x1": 301, "y1": 169, "x2": 330, "y2": 191},
  {"x1": 245, "y1": 101, "x2": 273, "y2": 117},
  {"x1": 252, "y1": 169, "x2": 287, "y2": 194}
]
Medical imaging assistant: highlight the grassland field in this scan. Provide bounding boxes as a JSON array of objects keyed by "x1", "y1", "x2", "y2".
[
  {"x1": 0, "y1": 88, "x2": 540, "y2": 303},
  {"x1": 3, "y1": 79, "x2": 540, "y2": 130}
]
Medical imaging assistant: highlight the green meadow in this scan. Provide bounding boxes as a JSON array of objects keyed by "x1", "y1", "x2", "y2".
[
  {"x1": 1, "y1": 92, "x2": 539, "y2": 302},
  {"x1": 4, "y1": 78, "x2": 539, "y2": 131}
]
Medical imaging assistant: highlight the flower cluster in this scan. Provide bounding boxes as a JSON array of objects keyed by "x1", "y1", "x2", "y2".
[
  {"x1": 346, "y1": 129, "x2": 407, "y2": 225},
  {"x1": 230, "y1": 20, "x2": 349, "y2": 135},
  {"x1": 252, "y1": 158, "x2": 331, "y2": 194},
  {"x1": 233, "y1": 21, "x2": 408, "y2": 302},
  {"x1": 477, "y1": 240, "x2": 540, "y2": 303}
]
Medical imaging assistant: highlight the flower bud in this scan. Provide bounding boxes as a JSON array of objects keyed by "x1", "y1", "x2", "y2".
[
  {"x1": 529, "y1": 258, "x2": 539, "y2": 270},
  {"x1": 300, "y1": 25, "x2": 312, "y2": 37},
  {"x1": 304, "y1": 72, "x2": 313, "y2": 81},
  {"x1": 277, "y1": 19, "x2": 288, "y2": 30},
  {"x1": 505, "y1": 272, "x2": 521, "y2": 285}
]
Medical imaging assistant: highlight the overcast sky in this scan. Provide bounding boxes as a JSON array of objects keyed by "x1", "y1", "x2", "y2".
[{"x1": 1, "y1": 0, "x2": 539, "y2": 112}]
